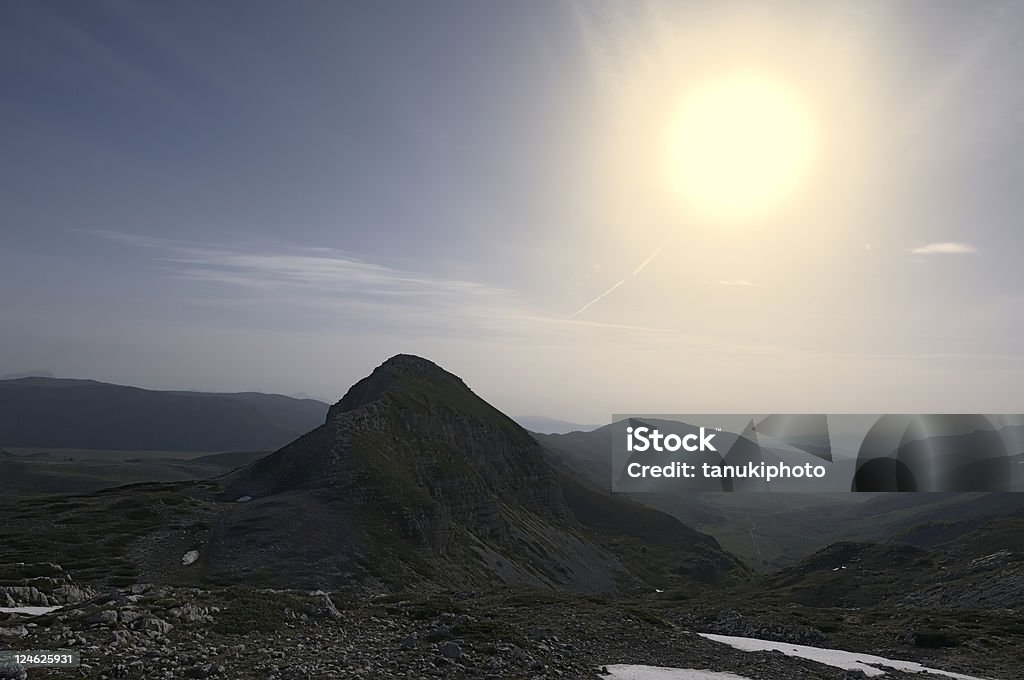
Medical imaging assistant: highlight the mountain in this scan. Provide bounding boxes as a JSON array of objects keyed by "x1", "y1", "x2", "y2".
[
  {"x1": 1, "y1": 369, "x2": 55, "y2": 379},
  {"x1": 515, "y1": 416, "x2": 600, "y2": 434},
  {"x1": 0, "y1": 377, "x2": 328, "y2": 452},
  {"x1": 212, "y1": 354, "x2": 744, "y2": 591},
  {"x1": 538, "y1": 423, "x2": 1024, "y2": 569},
  {"x1": 740, "y1": 512, "x2": 1024, "y2": 611}
]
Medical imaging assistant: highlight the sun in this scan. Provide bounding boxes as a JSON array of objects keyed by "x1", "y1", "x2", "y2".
[{"x1": 668, "y1": 72, "x2": 818, "y2": 224}]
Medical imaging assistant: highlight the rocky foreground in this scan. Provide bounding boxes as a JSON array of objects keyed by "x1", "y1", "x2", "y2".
[{"x1": 1, "y1": 565, "x2": 1009, "y2": 680}]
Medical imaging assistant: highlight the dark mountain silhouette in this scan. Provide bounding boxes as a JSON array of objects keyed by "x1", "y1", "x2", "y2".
[
  {"x1": 515, "y1": 415, "x2": 600, "y2": 434},
  {"x1": 1, "y1": 369, "x2": 55, "y2": 379},
  {"x1": 215, "y1": 354, "x2": 743, "y2": 591},
  {"x1": 0, "y1": 377, "x2": 328, "y2": 452}
]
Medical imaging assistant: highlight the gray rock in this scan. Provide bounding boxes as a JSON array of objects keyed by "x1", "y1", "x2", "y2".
[
  {"x1": 0, "y1": 662, "x2": 27, "y2": 680},
  {"x1": 309, "y1": 591, "x2": 342, "y2": 620},
  {"x1": 0, "y1": 586, "x2": 47, "y2": 606},
  {"x1": 137, "y1": 617, "x2": 173, "y2": 635},
  {"x1": 166, "y1": 602, "x2": 211, "y2": 623},
  {"x1": 439, "y1": 641, "x2": 462, "y2": 660},
  {"x1": 51, "y1": 584, "x2": 94, "y2": 604},
  {"x1": 87, "y1": 610, "x2": 119, "y2": 626},
  {"x1": 119, "y1": 609, "x2": 142, "y2": 625},
  {"x1": 425, "y1": 625, "x2": 451, "y2": 642}
]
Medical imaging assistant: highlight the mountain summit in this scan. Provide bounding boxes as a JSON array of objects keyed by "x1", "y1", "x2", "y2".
[
  {"x1": 216, "y1": 354, "x2": 740, "y2": 591},
  {"x1": 328, "y1": 354, "x2": 479, "y2": 417},
  {"x1": 228, "y1": 355, "x2": 562, "y2": 512}
]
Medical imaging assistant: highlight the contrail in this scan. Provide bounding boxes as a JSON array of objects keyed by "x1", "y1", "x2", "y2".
[
  {"x1": 567, "y1": 279, "x2": 625, "y2": 319},
  {"x1": 631, "y1": 238, "x2": 670, "y2": 275},
  {"x1": 568, "y1": 237, "x2": 672, "y2": 319}
]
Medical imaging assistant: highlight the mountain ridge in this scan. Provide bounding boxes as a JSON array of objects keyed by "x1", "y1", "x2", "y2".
[{"x1": 0, "y1": 377, "x2": 329, "y2": 452}]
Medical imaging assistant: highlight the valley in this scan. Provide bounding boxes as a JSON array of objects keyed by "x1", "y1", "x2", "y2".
[{"x1": 1, "y1": 356, "x2": 1022, "y2": 679}]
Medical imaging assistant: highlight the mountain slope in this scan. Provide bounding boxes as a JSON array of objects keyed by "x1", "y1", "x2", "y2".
[
  {"x1": 737, "y1": 514, "x2": 1024, "y2": 611},
  {"x1": 538, "y1": 424, "x2": 1024, "y2": 569},
  {"x1": 216, "y1": 354, "x2": 743, "y2": 592},
  {"x1": 0, "y1": 377, "x2": 328, "y2": 452}
]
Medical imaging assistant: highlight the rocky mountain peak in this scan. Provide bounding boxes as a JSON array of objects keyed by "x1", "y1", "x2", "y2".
[
  {"x1": 215, "y1": 355, "x2": 742, "y2": 592},
  {"x1": 327, "y1": 354, "x2": 471, "y2": 420}
]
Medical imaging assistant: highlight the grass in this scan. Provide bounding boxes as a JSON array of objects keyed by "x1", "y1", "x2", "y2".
[
  {"x1": 1, "y1": 447, "x2": 218, "y2": 461},
  {"x1": 210, "y1": 588, "x2": 316, "y2": 635},
  {"x1": 0, "y1": 483, "x2": 220, "y2": 586}
]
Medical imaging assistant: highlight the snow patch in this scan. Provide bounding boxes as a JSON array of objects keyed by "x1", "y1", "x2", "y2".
[
  {"x1": 604, "y1": 666, "x2": 753, "y2": 680},
  {"x1": 0, "y1": 606, "x2": 60, "y2": 615},
  {"x1": 182, "y1": 550, "x2": 199, "y2": 566},
  {"x1": 700, "y1": 633, "x2": 992, "y2": 679},
  {"x1": 235, "y1": 496, "x2": 253, "y2": 503}
]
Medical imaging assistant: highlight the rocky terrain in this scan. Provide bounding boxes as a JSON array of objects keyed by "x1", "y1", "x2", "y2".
[
  {"x1": 0, "y1": 564, "x2": 96, "y2": 610},
  {"x1": 2, "y1": 563, "x2": 1011, "y2": 680}
]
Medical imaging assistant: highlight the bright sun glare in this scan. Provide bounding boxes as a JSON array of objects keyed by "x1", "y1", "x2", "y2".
[{"x1": 669, "y1": 73, "x2": 818, "y2": 224}]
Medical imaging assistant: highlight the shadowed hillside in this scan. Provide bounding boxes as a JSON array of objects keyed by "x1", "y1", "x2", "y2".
[{"x1": 0, "y1": 377, "x2": 328, "y2": 452}]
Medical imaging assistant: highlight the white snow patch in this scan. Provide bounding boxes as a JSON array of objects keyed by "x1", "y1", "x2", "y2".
[
  {"x1": 604, "y1": 666, "x2": 753, "y2": 680},
  {"x1": 700, "y1": 633, "x2": 992, "y2": 679},
  {"x1": 0, "y1": 606, "x2": 60, "y2": 615},
  {"x1": 182, "y1": 550, "x2": 199, "y2": 566},
  {"x1": 235, "y1": 496, "x2": 253, "y2": 503}
]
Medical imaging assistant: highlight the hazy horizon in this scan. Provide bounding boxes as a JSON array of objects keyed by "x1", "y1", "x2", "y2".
[{"x1": 4, "y1": 1, "x2": 1024, "y2": 423}]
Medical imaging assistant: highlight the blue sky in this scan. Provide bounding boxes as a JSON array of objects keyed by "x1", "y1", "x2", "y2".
[{"x1": 3, "y1": 1, "x2": 1024, "y2": 421}]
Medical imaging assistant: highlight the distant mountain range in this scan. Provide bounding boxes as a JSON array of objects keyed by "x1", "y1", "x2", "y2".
[
  {"x1": 536, "y1": 423, "x2": 1024, "y2": 569},
  {"x1": 0, "y1": 377, "x2": 329, "y2": 452},
  {"x1": 1, "y1": 369, "x2": 55, "y2": 379},
  {"x1": 6, "y1": 358, "x2": 1023, "y2": 597},
  {"x1": 514, "y1": 416, "x2": 601, "y2": 434}
]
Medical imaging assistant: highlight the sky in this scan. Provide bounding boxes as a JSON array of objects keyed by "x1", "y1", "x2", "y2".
[{"x1": 3, "y1": 0, "x2": 1024, "y2": 422}]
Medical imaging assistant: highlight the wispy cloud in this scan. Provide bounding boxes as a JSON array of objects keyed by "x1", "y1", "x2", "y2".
[
  {"x1": 80, "y1": 230, "x2": 677, "y2": 339},
  {"x1": 83, "y1": 230, "x2": 502, "y2": 296},
  {"x1": 909, "y1": 242, "x2": 978, "y2": 255},
  {"x1": 713, "y1": 279, "x2": 755, "y2": 287}
]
